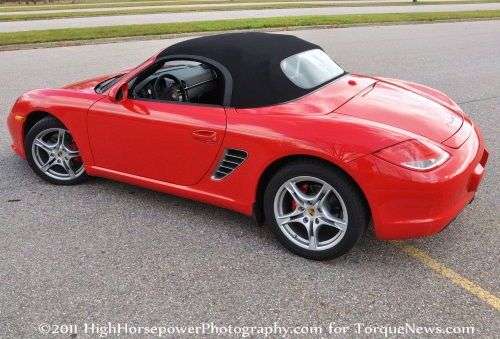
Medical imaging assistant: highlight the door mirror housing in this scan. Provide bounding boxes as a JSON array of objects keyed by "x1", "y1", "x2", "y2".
[
  {"x1": 117, "y1": 83, "x2": 129, "y2": 101},
  {"x1": 109, "y1": 83, "x2": 129, "y2": 102}
]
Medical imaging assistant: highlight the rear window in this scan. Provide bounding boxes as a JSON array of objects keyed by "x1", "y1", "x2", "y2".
[{"x1": 280, "y1": 49, "x2": 344, "y2": 89}]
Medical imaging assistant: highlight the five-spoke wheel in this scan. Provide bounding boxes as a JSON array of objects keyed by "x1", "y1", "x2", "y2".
[
  {"x1": 25, "y1": 117, "x2": 87, "y2": 185},
  {"x1": 264, "y1": 160, "x2": 368, "y2": 260},
  {"x1": 274, "y1": 176, "x2": 348, "y2": 251}
]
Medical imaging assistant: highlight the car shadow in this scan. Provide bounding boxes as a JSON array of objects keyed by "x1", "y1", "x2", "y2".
[
  {"x1": 84, "y1": 176, "x2": 403, "y2": 266},
  {"x1": 2, "y1": 154, "x2": 409, "y2": 266}
]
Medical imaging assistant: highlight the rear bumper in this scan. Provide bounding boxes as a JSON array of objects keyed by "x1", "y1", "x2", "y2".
[{"x1": 348, "y1": 124, "x2": 488, "y2": 240}]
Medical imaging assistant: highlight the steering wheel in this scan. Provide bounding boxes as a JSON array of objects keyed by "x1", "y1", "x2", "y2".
[{"x1": 153, "y1": 74, "x2": 187, "y2": 102}]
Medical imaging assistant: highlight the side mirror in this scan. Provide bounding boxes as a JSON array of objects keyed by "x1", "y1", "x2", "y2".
[
  {"x1": 109, "y1": 83, "x2": 129, "y2": 102},
  {"x1": 117, "y1": 83, "x2": 129, "y2": 101}
]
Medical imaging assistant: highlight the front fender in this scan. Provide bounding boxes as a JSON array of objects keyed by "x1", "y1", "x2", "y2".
[{"x1": 8, "y1": 88, "x2": 104, "y2": 167}]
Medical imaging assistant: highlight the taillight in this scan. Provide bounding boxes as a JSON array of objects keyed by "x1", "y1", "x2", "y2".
[{"x1": 374, "y1": 139, "x2": 450, "y2": 171}]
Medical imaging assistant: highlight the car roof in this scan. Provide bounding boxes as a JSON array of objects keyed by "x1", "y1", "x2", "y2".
[{"x1": 157, "y1": 32, "x2": 321, "y2": 108}]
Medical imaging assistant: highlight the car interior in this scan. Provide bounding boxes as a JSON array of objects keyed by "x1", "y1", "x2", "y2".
[{"x1": 130, "y1": 60, "x2": 225, "y2": 106}]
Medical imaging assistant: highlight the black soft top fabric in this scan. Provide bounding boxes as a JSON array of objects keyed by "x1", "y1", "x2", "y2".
[{"x1": 157, "y1": 32, "x2": 321, "y2": 108}]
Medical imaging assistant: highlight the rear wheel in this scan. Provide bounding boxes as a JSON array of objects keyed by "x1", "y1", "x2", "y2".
[
  {"x1": 264, "y1": 160, "x2": 368, "y2": 260},
  {"x1": 25, "y1": 117, "x2": 87, "y2": 185}
]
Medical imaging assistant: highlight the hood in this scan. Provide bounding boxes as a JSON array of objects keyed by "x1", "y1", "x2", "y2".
[{"x1": 334, "y1": 78, "x2": 463, "y2": 142}]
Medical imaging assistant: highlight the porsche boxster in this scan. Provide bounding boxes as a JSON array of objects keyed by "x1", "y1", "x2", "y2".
[{"x1": 7, "y1": 32, "x2": 488, "y2": 259}]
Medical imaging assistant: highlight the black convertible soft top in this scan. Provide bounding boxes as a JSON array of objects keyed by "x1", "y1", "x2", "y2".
[{"x1": 157, "y1": 32, "x2": 321, "y2": 108}]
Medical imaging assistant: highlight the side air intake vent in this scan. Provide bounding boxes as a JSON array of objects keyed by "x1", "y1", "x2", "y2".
[{"x1": 212, "y1": 149, "x2": 248, "y2": 180}]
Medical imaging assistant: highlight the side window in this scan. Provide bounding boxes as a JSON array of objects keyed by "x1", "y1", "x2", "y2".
[{"x1": 131, "y1": 60, "x2": 224, "y2": 106}]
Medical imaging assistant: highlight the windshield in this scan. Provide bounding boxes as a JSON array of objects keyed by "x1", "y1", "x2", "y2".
[{"x1": 280, "y1": 49, "x2": 344, "y2": 89}]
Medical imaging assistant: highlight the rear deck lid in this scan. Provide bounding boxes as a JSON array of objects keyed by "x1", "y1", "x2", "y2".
[{"x1": 334, "y1": 81, "x2": 463, "y2": 142}]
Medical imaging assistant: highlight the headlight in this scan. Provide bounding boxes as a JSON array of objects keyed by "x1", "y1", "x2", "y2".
[{"x1": 374, "y1": 139, "x2": 450, "y2": 171}]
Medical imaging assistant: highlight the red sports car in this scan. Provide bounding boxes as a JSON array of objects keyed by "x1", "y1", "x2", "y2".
[{"x1": 7, "y1": 33, "x2": 488, "y2": 259}]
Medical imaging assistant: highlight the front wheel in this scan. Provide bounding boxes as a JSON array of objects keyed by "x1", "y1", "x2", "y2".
[
  {"x1": 25, "y1": 116, "x2": 88, "y2": 185},
  {"x1": 264, "y1": 160, "x2": 368, "y2": 260}
]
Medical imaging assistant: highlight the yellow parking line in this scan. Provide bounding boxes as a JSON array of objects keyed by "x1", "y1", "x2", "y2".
[{"x1": 394, "y1": 242, "x2": 500, "y2": 311}]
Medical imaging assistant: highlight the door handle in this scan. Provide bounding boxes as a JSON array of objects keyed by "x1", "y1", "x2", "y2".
[{"x1": 192, "y1": 130, "x2": 217, "y2": 142}]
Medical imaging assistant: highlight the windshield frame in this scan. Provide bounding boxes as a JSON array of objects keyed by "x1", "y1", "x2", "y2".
[{"x1": 95, "y1": 74, "x2": 124, "y2": 94}]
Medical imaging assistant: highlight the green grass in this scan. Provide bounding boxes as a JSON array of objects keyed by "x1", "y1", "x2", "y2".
[
  {"x1": 0, "y1": 3, "x2": 342, "y2": 20},
  {"x1": 1, "y1": 0, "x2": 223, "y2": 4},
  {"x1": 1, "y1": 0, "x2": 499, "y2": 21},
  {"x1": 1, "y1": 9, "x2": 499, "y2": 46},
  {"x1": 0, "y1": 0, "x2": 351, "y2": 12},
  {"x1": 0, "y1": 0, "x2": 182, "y2": 6}
]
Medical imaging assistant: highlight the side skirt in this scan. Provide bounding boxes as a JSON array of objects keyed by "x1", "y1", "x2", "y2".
[{"x1": 87, "y1": 166, "x2": 253, "y2": 216}]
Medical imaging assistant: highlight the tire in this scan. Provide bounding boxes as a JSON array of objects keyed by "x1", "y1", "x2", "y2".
[
  {"x1": 24, "y1": 116, "x2": 88, "y2": 185},
  {"x1": 263, "y1": 160, "x2": 368, "y2": 260}
]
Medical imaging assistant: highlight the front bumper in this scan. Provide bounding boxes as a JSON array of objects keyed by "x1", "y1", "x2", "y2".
[
  {"x1": 348, "y1": 122, "x2": 488, "y2": 240},
  {"x1": 7, "y1": 106, "x2": 26, "y2": 158}
]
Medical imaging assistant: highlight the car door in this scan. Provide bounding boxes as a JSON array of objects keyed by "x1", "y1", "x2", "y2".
[{"x1": 87, "y1": 97, "x2": 226, "y2": 186}]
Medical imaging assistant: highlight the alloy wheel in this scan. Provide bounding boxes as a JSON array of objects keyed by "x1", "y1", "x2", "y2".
[
  {"x1": 31, "y1": 128, "x2": 84, "y2": 181},
  {"x1": 273, "y1": 176, "x2": 348, "y2": 251}
]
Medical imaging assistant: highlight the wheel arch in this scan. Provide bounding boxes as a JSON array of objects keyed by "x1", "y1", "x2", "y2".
[
  {"x1": 253, "y1": 154, "x2": 371, "y2": 225},
  {"x1": 22, "y1": 111, "x2": 88, "y2": 185},
  {"x1": 23, "y1": 110, "x2": 62, "y2": 137},
  {"x1": 21, "y1": 110, "x2": 85, "y2": 163}
]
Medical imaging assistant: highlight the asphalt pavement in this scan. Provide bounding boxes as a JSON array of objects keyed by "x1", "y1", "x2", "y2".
[
  {"x1": 1, "y1": 2, "x2": 500, "y2": 32},
  {"x1": 0, "y1": 21, "x2": 499, "y2": 337}
]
